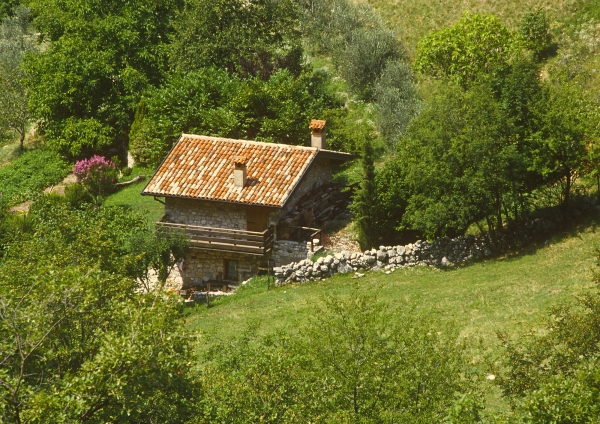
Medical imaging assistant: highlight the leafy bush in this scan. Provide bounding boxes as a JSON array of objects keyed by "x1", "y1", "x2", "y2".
[
  {"x1": 73, "y1": 155, "x2": 118, "y2": 200},
  {"x1": 197, "y1": 286, "x2": 475, "y2": 422},
  {"x1": 0, "y1": 198, "x2": 198, "y2": 423},
  {"x1": 170, "y1": 0, "x2": 302, "y2": 79},
  {"x1": 63, "y1": 181, "x2": 93, "y2": 209},
  {"x1": 415, "y1": 13, "x2": 518, "y2": 87},
  {"x1": 0, "y1": 148, "x2": 69, "y2": 207},
  {"x1": 494, "y1": 249, "x2": 600, "y2": 421},
  {"x1": 373, "y1": 60, "x2": 421, "y2": 141}
]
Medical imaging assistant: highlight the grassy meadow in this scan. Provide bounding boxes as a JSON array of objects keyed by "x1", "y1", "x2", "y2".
[
  {"x1": 186, "y1": 214, "x2": 600, "y2": 355},
  {"x1": 185, "y1": 213, "x2": 600, "y2": 412},
  {"x1": 104, "y1": 167, "x2": 164, "y2": 225},
  {"x1": 359, "y1": 0, "x2": 579, "y2": 55}
]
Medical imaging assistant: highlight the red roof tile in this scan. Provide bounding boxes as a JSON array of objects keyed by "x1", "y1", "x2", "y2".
[{"x1": 142, "y1": 134, "x2": 319, "y2": 207}]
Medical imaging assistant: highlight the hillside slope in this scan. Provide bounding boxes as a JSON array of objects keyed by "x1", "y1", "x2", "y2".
[
  {"x1": 359, "y1": 0, "x2": 578, "y2": 55},
  {"x1": 187, "y1": 215, "x2": 600, "y2": 356}
]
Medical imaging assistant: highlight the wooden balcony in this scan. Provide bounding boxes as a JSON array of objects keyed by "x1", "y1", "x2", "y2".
[{"x1": 157, "y1": 219, "x2": 274, "y2": 256}]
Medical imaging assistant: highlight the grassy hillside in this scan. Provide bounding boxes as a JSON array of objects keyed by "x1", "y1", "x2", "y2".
[
  {"x1": 187, "y1": 215, "x2": 600, "y2": 354},
  {"x1": 103, "y1": 167, "x2": 164, "y2": 225},
  {"x1": 359, "y1": 0, "x2": 579, "y2": 55},
  {"x1": 185, "y1": 214, "x2": 600, "y2": 413}
]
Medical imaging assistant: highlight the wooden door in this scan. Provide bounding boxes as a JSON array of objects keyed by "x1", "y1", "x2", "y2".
[{"x1": 246, "y1": 206, "x2": 269, "y2": 232}]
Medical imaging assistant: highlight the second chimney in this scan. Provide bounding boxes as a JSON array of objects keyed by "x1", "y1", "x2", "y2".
[
  {"x1": 309, "y1": 119, "x2": 327, "y2": 149},
  {"x1": 233, "y1": 155, "x2": 248, "y2": 188}
]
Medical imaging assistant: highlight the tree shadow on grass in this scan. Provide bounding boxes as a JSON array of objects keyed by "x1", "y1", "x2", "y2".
[{"x1": 494, "y1": 209, "x2": 600, "y2": 264}]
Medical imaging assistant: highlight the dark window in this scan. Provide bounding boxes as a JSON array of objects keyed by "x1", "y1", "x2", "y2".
[{"x1": 224, "y1": 260, "x2": 237, "y2": 280}]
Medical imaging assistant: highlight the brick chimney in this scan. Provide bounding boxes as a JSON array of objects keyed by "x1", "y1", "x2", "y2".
[
  {"x1": 233, "y1": 155, "x2": 247, "y2": 188},
  {"x1": 309, "y1": 119, "x2": 327, "y2": 149}
]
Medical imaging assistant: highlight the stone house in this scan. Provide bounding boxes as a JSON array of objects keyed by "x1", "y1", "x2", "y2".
[{"x1": 141, "y1": 121, "x2": 353, "y2": 289}]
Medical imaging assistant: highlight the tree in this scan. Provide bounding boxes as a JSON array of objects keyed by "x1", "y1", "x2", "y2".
[
  {"x1": 169, "y1": 0, "x2": 302, "y2": 79},
  {"x1": 197, "y1": 285, "x2": 475, "y2": 422},
  {"x1": 332, "y1": 25, "x2": 405, "y2": 100},
  {"x1": 373, "y1": 60, "x2": 421, "y2": 142},
  {"x1": 128, "y1": 227, "x2": 190, "y2": 291},
  {"x1": 398, "y1": 83, "x2": 529, "y2": 240},
  {"x1": 0, "y1": 196, "x2": 197, "y2": 423},
  {"x1": 129, "y1": 67, "x2": 340, "y2": 167},
  {"x1": 0, "y1": 5, "x2": 32, "y2": 150},
  {"x1": 24, "y1": 0, "x2": 183, "y2": 159},
  {"x1": 0, "y1": 0, "x2": 19, "y2": 19},
  {"x1": 415, "y1": 13, "x2": 518, "y2": 88},
  {"x1": 494, "y1": 249, "x2": 600, "y2": 422},
  {"x1": 304, "y1": 287, "x2": 472, "y2": 422},
  {"x1": 351, "y1": 140, "x2": 378, "y2": 250},
  {"x1": 530, "y1": 81, "x2": 596, "y2": 209},
  {"x1": 519, "y1": 9, "x2": 555, "y2": 63}
]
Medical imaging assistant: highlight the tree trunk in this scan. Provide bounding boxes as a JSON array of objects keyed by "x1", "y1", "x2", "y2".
[
  {"x1": 564, "y1": 168, "x2": 571, "y2": 209},
  {"x1": 19, "y1": 128, "x2": 25, "y2": 151}
]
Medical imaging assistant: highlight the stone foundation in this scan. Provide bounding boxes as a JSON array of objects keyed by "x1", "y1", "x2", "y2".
[
  {"x1": 181, "y1": 249, "x2": 261, "y2": 288},
  {"x1": 272, "y1": 240, "x2": 318, "y2": 266}
]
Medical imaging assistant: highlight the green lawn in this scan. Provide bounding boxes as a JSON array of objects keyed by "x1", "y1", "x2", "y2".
[
  {"x1": 185, "y1": 214, "x2": 600, "y2": 413},
  {"x1": 104, "y1": 167, "x2": 164, "y2": 225},
  {"x1": 188, "y1": 217, "x2": 598, "y2": 348}
]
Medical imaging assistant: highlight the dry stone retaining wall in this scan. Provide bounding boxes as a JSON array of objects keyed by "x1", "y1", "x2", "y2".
[
  {"x1": 274, "y1": 234, "x2": 490, "y2": 286},
  {"x1": 274, "y1": 195, "x2": 600, "y2": 286}
]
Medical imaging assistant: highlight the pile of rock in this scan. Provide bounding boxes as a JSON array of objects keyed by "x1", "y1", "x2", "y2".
[{"x1": 274, "y1": 234, "x2": 490, "y2": 286}]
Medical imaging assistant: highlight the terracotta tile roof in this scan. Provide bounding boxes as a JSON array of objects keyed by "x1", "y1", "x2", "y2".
[
  {"x1": 142, "y1": 134, "x2": 321, "y2": 207},
  {"x1": 309, "y1": 119, "x2": 326, "y2": 130}
]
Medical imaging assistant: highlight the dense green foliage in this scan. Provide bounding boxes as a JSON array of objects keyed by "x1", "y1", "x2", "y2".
[
  {"x1": 0, "y1": 149, "x2": 69, "y2": 207},
  {"x1": 0, "y1": 0, "x2": 19, "y2": 19},
  {"x1": 197, "y1": 287, "x2": 475, "y2": 423},
  {"x1": 492, "y1": 248, "x2": 600, "y2": 422},
  {"x1": 129, "y1": 67, "x2": 339, "y2": 166},
  {"x1": 367, "y1": 11, "x2": 599, "y2": 245},
  {"x1": 0, "y1": 197, "x2": 196, "y2": 423},
  {"x1": 24, "y1": 0, "x2": 183, "y2": 159},
  {"x1": 415, "y1": 13, "x2": 518, "y2": 88},
  {"x1": 351, "y1": 140, "x2": 378, "y2": 250},
  {"x1": 0, "y1": 6, "x2": 32, "y2": 150},
  {"x1": 170, "y1": 0, "x2": 302, "y2": 79}
]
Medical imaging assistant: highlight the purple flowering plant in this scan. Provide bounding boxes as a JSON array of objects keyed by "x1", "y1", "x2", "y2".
[{"x1": 73, "y1": 155, "x2": 118, "y2": 199}]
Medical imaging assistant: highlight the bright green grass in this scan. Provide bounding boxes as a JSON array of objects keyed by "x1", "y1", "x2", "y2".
[
  {"x1": 104, "y1": 167, "x2": 164, "y2": 225},
  {"x1": 186, "y1": 215, "x2": 600, "y2": 360},
  {"x1": 360, "y1": 0, "x2": 578, "y2": 56},
  {"x1": 185, "y1": 215, "x2": 600, "y2": 413}
]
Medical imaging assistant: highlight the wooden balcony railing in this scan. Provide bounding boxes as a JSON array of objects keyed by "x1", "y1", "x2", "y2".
[{"x1": 157, "y1": 219, "x2": 274, "y2": 256}]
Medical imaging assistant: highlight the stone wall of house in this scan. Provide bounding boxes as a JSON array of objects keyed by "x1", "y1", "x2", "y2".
[
  {"x1": 165, "y1": 197, "x2": 247, "y2": 229},
  {"x1": 182, "y1": 249, "x2": 261, "y2": 287},
  {"x1": 272, "y1": 240, "x2": 322, "y2": 266}
]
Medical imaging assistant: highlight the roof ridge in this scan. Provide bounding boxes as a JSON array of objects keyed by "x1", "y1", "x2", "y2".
[{"x1": 181, "y1": 134, "x2": 318, "y2": 152}]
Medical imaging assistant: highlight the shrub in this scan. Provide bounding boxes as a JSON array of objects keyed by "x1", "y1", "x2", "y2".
[
  {"x1": 63, "y1": 182, "x2": 93, "y2": 209},
  {"x1": 197, "y1": 286, "x2": 474, "y2": 422},
  {"x1": 0, "y1": 148, "x2": 70, "y2": 207},
  {"x1": 73, "y1": 155, "x2": 118, "y2": 200}
]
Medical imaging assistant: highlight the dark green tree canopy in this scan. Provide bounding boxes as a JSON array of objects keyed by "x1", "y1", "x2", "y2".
[
  {"x1": 169, "y1": 0, "x2": 303, "y2": 79},
  {"x1": 129, "y1": 67, "x2": 340, "y2": 166},
  {"x1": 24, "y1": 0, "x2": 183, "y2": 159}
]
